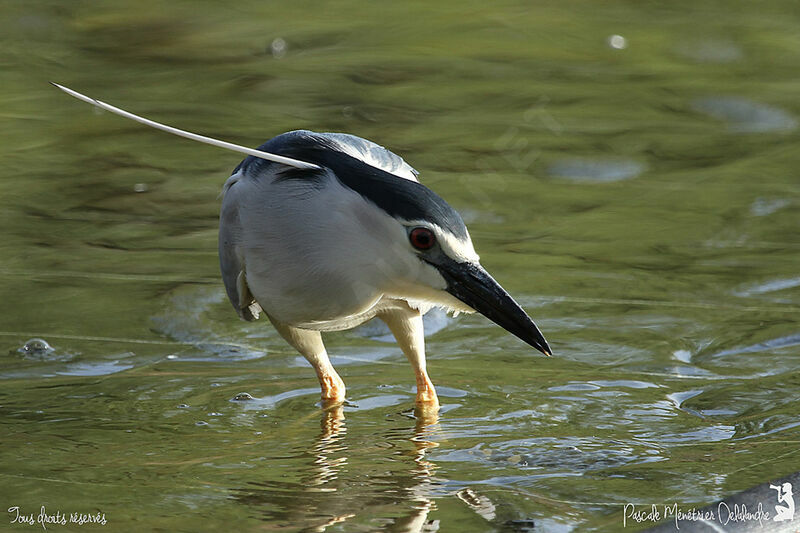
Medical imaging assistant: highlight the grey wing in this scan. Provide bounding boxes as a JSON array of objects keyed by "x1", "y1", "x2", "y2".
[
  {"x1": 319, "y1": 132, "x2": 419, "y2": 182},
  {"x1": 219, "y1": 172, "x2": 262, "y2": 321}
]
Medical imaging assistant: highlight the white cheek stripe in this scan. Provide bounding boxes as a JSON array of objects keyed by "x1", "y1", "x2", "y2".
[
  {"x1": 399, "y1": 218, "x2": 479, "y2": 263},
  {"x1": 436, "y1": 227, "x2": 479, "y2": 263}
]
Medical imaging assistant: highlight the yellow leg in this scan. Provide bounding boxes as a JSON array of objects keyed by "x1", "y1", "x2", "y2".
[
  {"x1": 378, "y1": 303, "x2": 440, "y2": 411},
  {"x1": 269, "y1": 316, "x2": 346, "y2": 404}
]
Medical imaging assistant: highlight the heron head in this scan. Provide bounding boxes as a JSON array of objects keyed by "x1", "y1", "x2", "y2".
[{"x1": 395, "y1": 215, "x2": 551, "y2": 357}]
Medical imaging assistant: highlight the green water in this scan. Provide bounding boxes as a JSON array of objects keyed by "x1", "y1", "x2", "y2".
[{"x1": 2, "y1": 1, "x2": 799, "y2": 531}]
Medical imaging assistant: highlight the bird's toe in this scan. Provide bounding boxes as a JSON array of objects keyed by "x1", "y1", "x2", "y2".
[
  {"x1": 414, "y1": 395, "x2": 440, "y2": 421},
  {"x1": 319, "y1": 373, "x2": 346, "y2": 404},
  {"x1": 414, "y1": 388, "x2": 440, "y2": 412}
]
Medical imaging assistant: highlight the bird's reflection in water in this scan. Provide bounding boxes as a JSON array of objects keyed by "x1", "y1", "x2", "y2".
[
  {"x1": 307, "y1": 402, "x2": 348, "y2": 495},
  {"x1": 310, "y1": 404, "x2": 443, "y2": 532},
  {"x1": 231, "y1": 404, "x2": 445, "y2": 532},
  {"x1": 390, "y1": 408, "x2": 441, "y2": 532}
]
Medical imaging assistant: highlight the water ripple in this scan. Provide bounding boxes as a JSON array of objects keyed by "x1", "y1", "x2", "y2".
[
  {"x1": 692, "y1": 96, "x2": 797, "y2": 133},
  {"x1": 547, "y1": 158, "x2": 645, "y2": 182}
]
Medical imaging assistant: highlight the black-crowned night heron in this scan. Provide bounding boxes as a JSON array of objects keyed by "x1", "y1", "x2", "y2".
[{"x1": 54, "y1": 84, "x2": 552, "y2": 410}]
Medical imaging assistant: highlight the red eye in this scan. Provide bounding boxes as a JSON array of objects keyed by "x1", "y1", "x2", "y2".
[{"x1": 409, "y1": 227, "x2": 436, "y2": 250}]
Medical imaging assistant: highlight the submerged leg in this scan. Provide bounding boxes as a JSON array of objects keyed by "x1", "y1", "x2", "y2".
[
  {"x1": 268, "y1": 317, "x2": 346, "y2": 404},
  {"x1": 378, "y1": 304, "x2": 439, "y2": 411}
]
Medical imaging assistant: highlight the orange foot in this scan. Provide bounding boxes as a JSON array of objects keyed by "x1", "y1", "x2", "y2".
[
  {"x1": 319, "y1": 372, "x2": 346, "y2": 405},
  {"x1": 415, "y1": 373, "x2": 440, "y2": 414}
]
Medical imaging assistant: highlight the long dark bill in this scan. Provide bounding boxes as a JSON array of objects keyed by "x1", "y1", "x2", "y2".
[{"x1": 433, "y1": 258, "x2": 552, "y2": 356}]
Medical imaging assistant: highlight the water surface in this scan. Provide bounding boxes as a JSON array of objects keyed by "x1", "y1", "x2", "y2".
[{"x1": 1, "y1": 1, "x2": 799, "y2": 531}]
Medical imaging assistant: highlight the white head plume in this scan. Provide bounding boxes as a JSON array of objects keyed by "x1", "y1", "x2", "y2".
[{"x1": 51, "y1": 83, "x2": 320, "y2": 171}]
